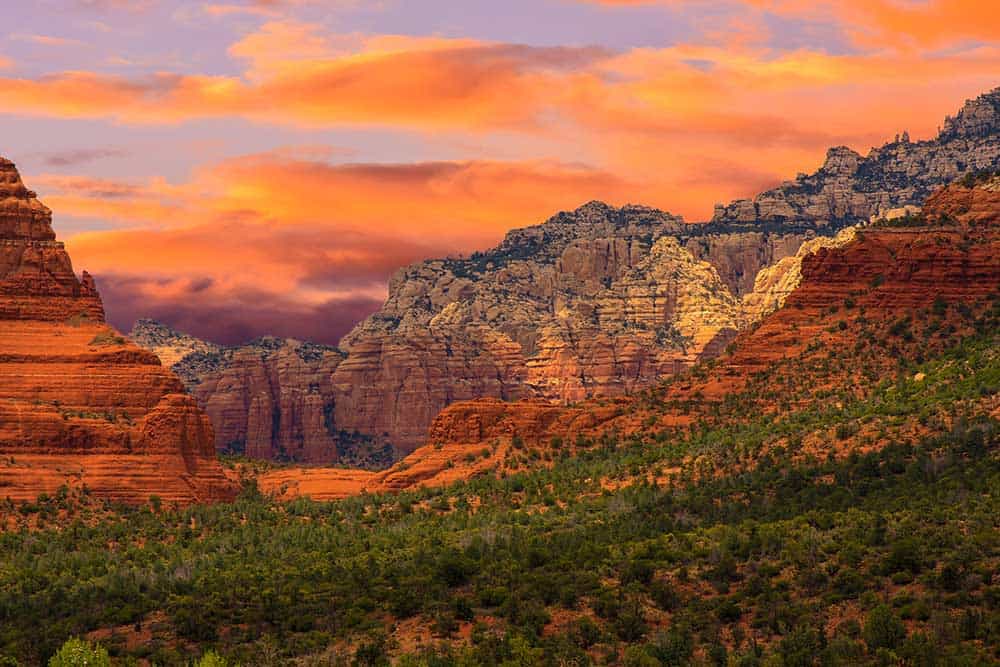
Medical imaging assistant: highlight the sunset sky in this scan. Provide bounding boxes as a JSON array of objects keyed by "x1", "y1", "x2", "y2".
[{"x1": 3, "y1": 0, "x2": 999, "y2": 344}]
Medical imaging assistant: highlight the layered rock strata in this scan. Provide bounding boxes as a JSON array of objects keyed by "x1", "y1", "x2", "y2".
[
  {"x1": 335, "y1": 203, "x2": 749, "y2": 453},
  {"x1": 0, "y1": 158, "x2": 234, "y2": 505},
  {"x1": 129, "y1": 321, "x2": 382, "y2": 466}
]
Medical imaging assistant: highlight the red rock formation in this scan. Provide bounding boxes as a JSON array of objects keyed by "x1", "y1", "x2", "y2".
[
  {"x1": 257, "y1": 180, "x2": 1000, "y2": 501},
  {"x1": 330, "y1": 327, "x2": 528, "y2": 455},
  {"x1": 0, "y1": 158, "x2": 234, "y2": 505},
  {"x1": 0, "y1": 159, "x2": 103, "y2": 322},
  {"x1": 194, "y1": 340, "x2": 345, "y2": 463}
]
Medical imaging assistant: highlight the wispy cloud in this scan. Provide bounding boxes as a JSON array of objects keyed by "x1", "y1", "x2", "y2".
[
  {"x1": 9, "y1": 33, "x2": 87, "y2": 47},
  {"x1": 38, "y1": 147, "x2": 130, "y2": 167}
]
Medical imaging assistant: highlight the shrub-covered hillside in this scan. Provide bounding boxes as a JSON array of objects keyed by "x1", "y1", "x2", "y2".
[{"x1": 1, "y1": 295, "x2": 998, "y2": 666}]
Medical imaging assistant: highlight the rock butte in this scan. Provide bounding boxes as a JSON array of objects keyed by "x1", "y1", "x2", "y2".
[
  {"x1": 138, "y1": 88, "x2": 1000, "y2": 467},
  {"x1": 0, "y1": 158, "x2": 235, "y2": 505},
  {"x1": 253, "y1": 179, "x2": 1000, "y2": 500}
]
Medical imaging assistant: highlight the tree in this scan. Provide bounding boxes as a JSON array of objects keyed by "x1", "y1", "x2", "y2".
[
  {"x1": 195, "y1": 651, "x2": 230, "y2": 667},
  {"x1": 48, "y1": 638, "x2": 110, "y2": 667},
  {"x1": 863, "y1": 604, "x2": 907, "y2": 652},
  {"x1": 778, "y1": 626, "x2": 824, "y2": 666}
]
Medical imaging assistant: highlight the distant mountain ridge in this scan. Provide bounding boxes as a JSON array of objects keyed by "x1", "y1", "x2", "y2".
[
  {"x1": 133, "y1": 86, "x2": 1000, "y2": 466},
  {"x1": 711, "y1": 87, "x2": 1000, "y2": 228}
]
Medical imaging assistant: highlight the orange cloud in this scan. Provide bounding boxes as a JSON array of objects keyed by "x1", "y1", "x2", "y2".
[
  {"x1": 49, "y1": 155, "x2": 637, "y2": 244},
  {"x1": 755, "y1": 0, "x2": 1000, "y2": 47},
  {"x1": 203, "y1": 3, "x2": 282, "y2": 18},
  {"x1": 578, "y1": 0, "x2": 1000, "y2": 47},
  {"x1": 41, "y1": 154, "x2": 641, "y2": 343},
  {"x1": 0, "y1": 20, "x2": 994, "y2": 209},
  {"x1": 4, "y1": 27, "x2": 996, "y2": 224},
  {"x1": 10, "y1": 34, "x2": 87, "y2": 47},
  {"x1": 0, "y1": 29, "x2": 608, "y2": 130}
]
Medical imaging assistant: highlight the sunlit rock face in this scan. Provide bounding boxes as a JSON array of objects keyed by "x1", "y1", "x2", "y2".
[{"x1": 0, "y1": 157, "x2": 235, "y2": 505}]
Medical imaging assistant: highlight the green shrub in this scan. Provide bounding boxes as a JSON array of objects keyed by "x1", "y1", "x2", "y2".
[
  {"x1": 194, "y1": 651, "x2": 230, "y2": 667},
  {"x1": 863, "y1": 604, "x2": 907, "y2": 652},
  {"x1": 48, "y1": 638, "x2": 110, "y2": 667},
  {"x1": 778, "y1": 626, "x2": 824, "y2": 667}
]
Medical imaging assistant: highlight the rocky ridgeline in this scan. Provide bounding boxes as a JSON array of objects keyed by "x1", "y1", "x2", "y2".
[
  {"x1": 712, "y1": 87, "x2": 1000, "y2": 228},
  {"x1": 136, "y1": 88, "x2": 1000, "y2": 466},
  {"x1": 141, "y1": 202, "x2": 819, "y2": 461},
  {"x1": 129, "y1": 318, "x2": 221, "y2": 369},
  {"x1": 255, "y1": 177, "x2": 1000, "y2": 501},
  {"x1": 0, "y1": 158, "x2": 234, "y2": 504}
]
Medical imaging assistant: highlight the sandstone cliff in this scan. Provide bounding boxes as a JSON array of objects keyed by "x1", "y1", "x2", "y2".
[
  {"x1": 712, "y1": 87, "x2": 1000, "y2": 228},
  {"x1": 128, "y1": 321, "x2": 396, "y2": 468},
  {"x1": 256, "y1": 177, "x2": 1000, "y2": 501},
  {"x1": 328, "y1": 202, "x2": 751, "y2": 452},
  {"x1": 741, "y1": 226, "x2": 859, "y2": 324},
  {"x1": 0, "y1": 158, "x2": 234, "y2": 505}
]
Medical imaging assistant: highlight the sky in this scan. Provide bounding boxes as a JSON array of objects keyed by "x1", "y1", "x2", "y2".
[{"x1": 2, "y1": 0, "x2": 999, "y2": 345}]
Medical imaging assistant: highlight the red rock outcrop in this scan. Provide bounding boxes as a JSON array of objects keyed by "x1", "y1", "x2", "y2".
[
  {"x1": 130, "y1": 321, "x2": 413, "y2": 467},
  {"x1": 0, "y1": 158, "x2": 234, "y2": 505}
]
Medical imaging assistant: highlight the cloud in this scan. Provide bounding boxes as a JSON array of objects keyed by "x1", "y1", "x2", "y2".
[
  {"x1": 0, "y1": 28, "x2": 610, "y2": 130},
  {"x1": 203, "y1": 3, "x2": 282, "y2": 18},
  {"x1": 755, "y1": 0, "x2": 1000, "y2": 48},
  {"x1": 38, "y1": 147, "x2": 130, "y2": 167},
  {"x1": 73, "y1": 0, "x2": 156, "y2": 11},
  {"x1": 6, "y1": 19, "x2": 995, "y2": 227},
  {"x1": 45, "y1": 153, "x2": 639, "y2": 344},
  {"x1": 574, "y1": 0, "x2": 1000, "y2": 48},
  {"x1": 98, "y1": 272, "x2": 384, "y2": 345},
  {"x1": 9, "y1": 34, "x2": 87, "y2": 48}
]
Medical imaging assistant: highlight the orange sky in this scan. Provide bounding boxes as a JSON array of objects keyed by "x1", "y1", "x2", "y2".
[{"x1": 2, "y1": 0, "x2": 998, "y2": 343}]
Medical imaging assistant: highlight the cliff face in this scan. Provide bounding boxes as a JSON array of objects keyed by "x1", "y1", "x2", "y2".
[
  {"x1": 128, "y1": 322, "x2": 396, "y2": 468},
  {"x1": 0, "y1": 161, "x2": 104, "y2": 322},
  {"x1": 0, "y1": 158, "x2": 234, "y2": 505},
  {"x1": 684, "y1": 231, "x2": 812, "y2": 296},
  {"x1": 255, "y1": 178, "x2": 1000, "y2": 501},
  {"x1": 741, "y1": 226, "x2": 859, "y2": 324},
  {"x1": 524, "y1": 235, "x2": 742, "y2": 402},
  {"x1": 320, "y1": 202, "x2": 746, "y2": 453},
  {"x1": 712, "y1": 88, "x2": 1000, "y2": 228}
]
